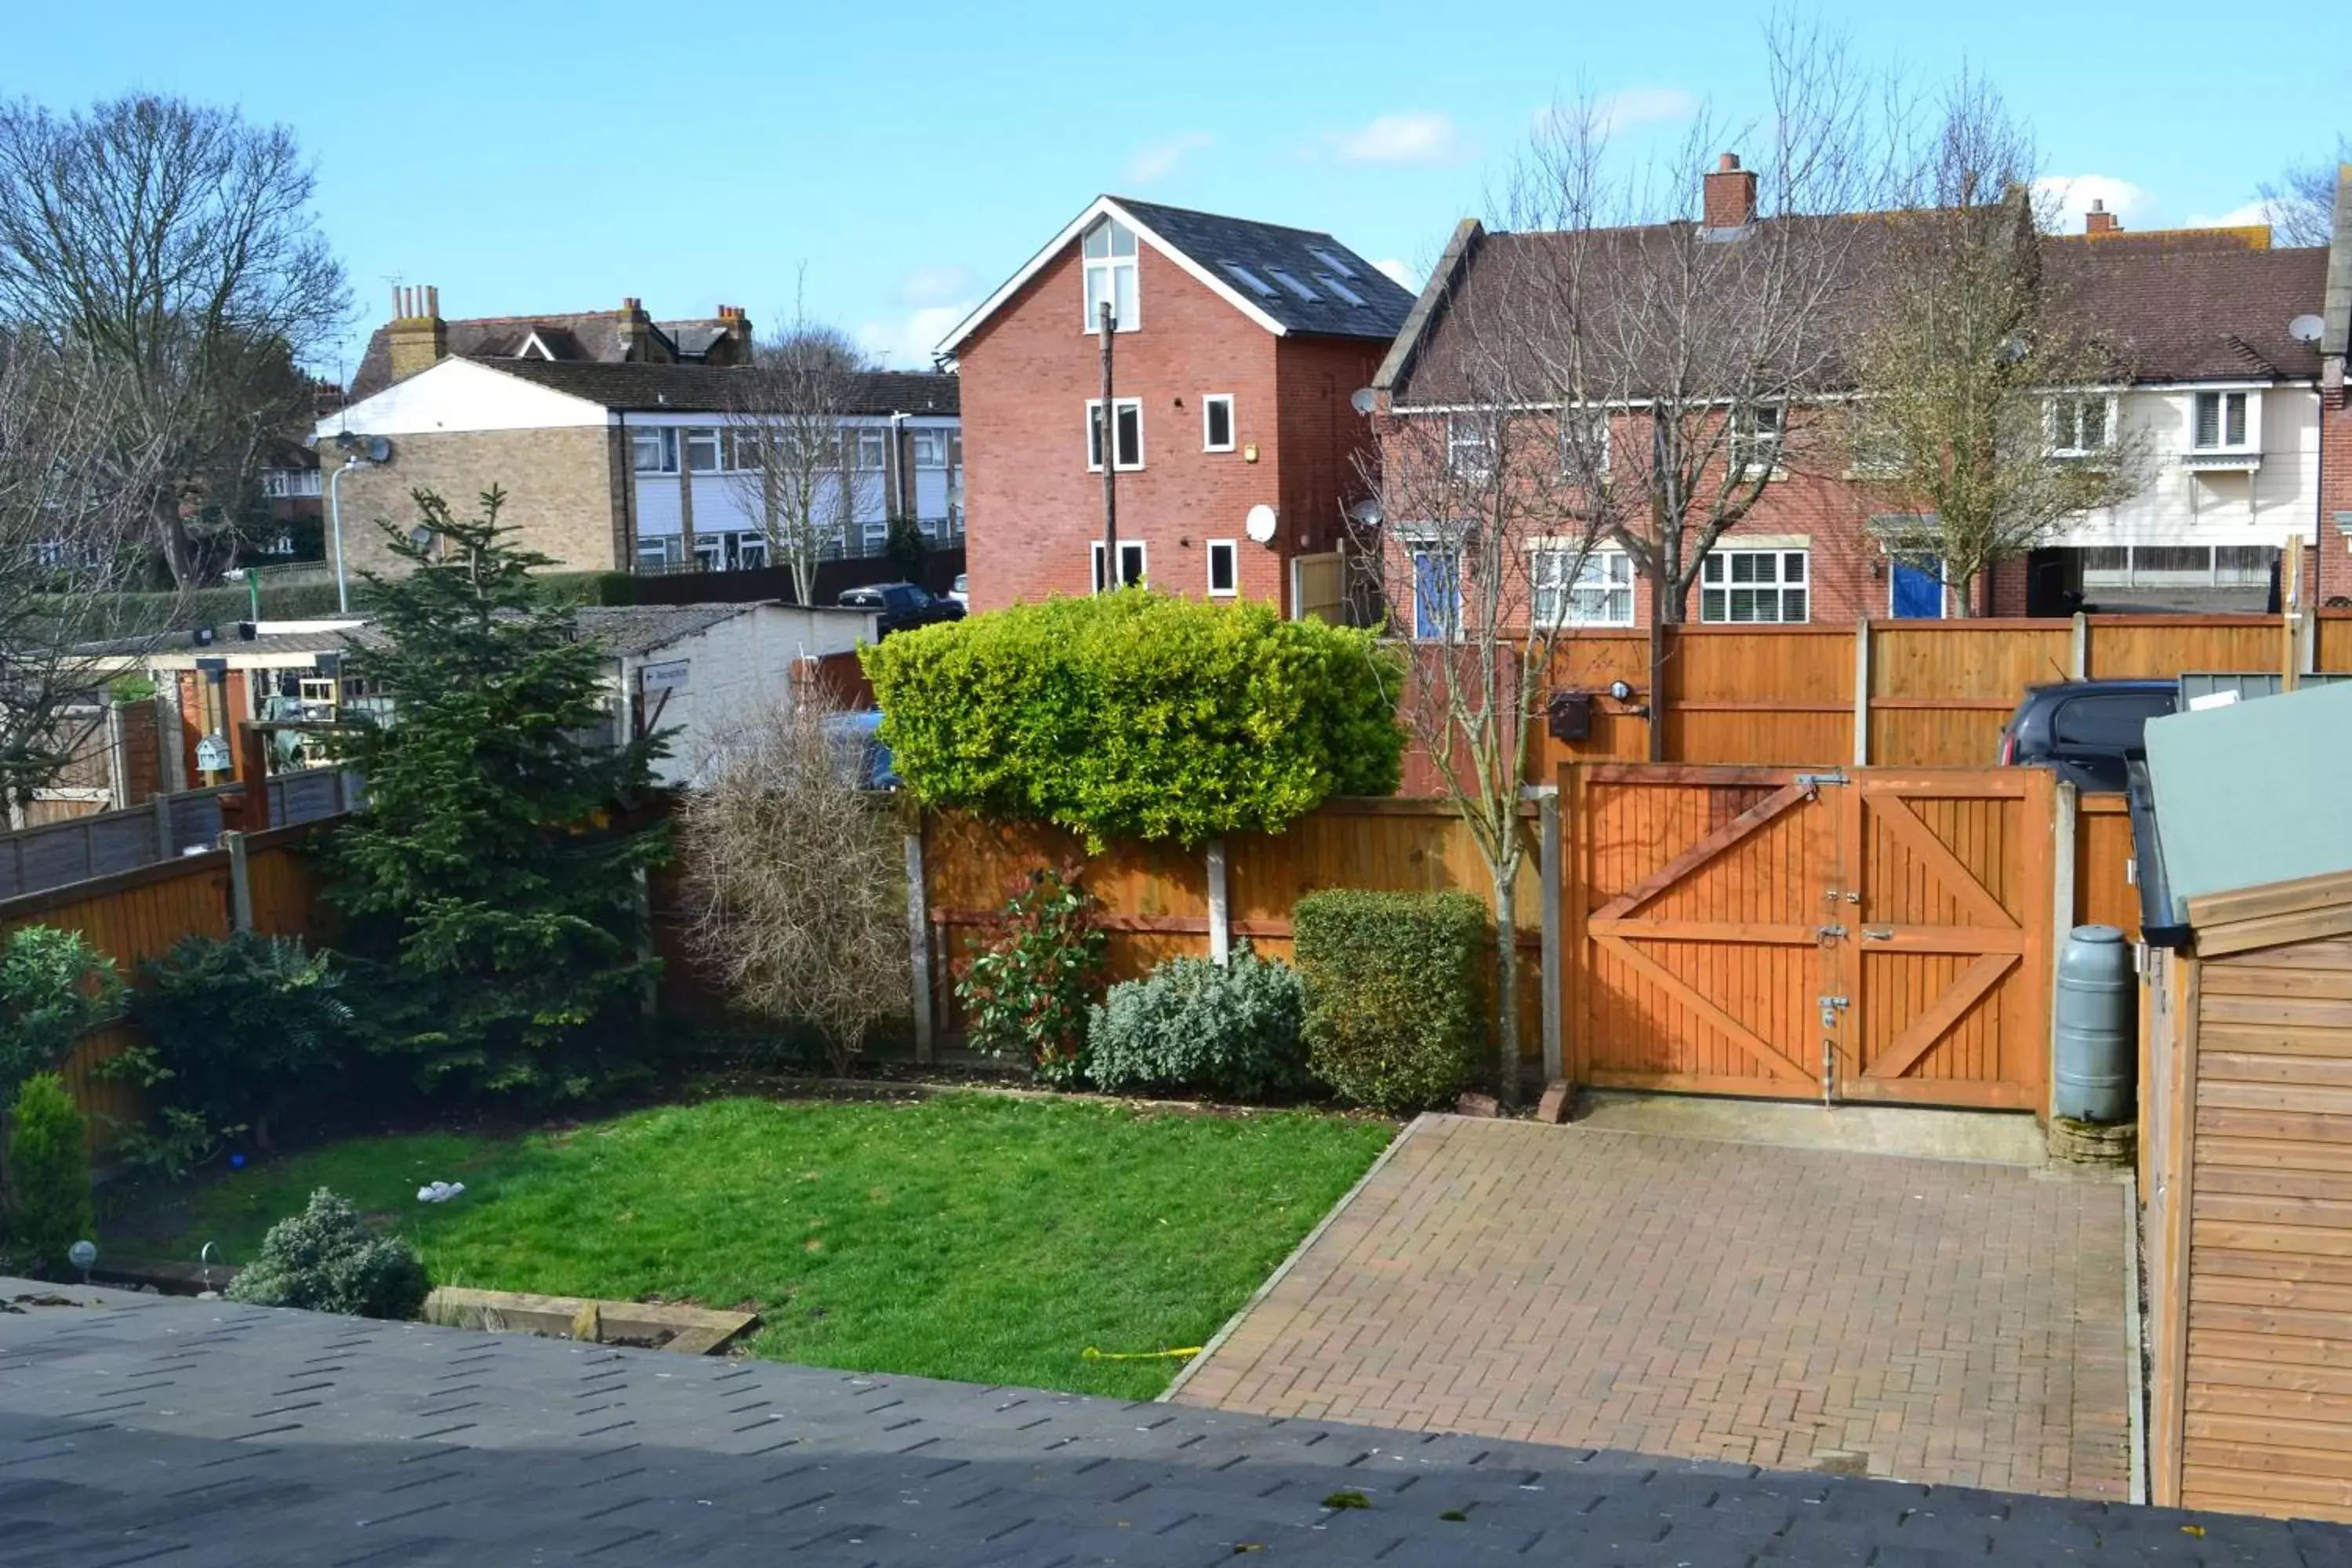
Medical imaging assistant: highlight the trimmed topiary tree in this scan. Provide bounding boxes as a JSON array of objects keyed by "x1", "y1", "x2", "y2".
[
  {"x1": 1293, "y1": 890, "x2": 1490, "y2": 1112},
  {"x1": 225, "y1": 1187, "x2": 430, "y2": 1320},
  {"x1": 862, "y1": 589, "x2": 1404, "y2": 848},
  {"x1": 4, "y1": 1073, "x2": 90, "y2": 1277}
]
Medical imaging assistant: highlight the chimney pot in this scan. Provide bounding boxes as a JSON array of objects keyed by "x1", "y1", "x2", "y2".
[
  {"x1": 2084, "y1": 199, "x2": 2120, "y2": 235},
  {"x1": 1718, "y1": 152, "x2": 1740, "y2": 172}
]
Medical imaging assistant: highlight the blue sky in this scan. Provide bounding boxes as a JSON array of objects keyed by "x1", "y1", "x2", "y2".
[{"x1": 13, "y1": 1, "x2": 2346, "y2": 375}]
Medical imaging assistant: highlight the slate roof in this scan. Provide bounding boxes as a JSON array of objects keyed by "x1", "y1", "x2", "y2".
[
  {"x1": 1112, "y1": 198, "x2": 1417, "y2": 339},
  {"x1": 348, "y1": 307, "x2": 745, "y2": 401},
  {"x1": 3, "y1": 1279, "x2": 2334, "y2": 1567},
  {"x1": 486, "y1": 358, "x2": 960, "y2": 416},
  {"x1": 573, "y1": 602, "x2": 761, "y2": 657},
  {"x1": 1388, "y1": 218, "x2": 2327, "y2": 405}
]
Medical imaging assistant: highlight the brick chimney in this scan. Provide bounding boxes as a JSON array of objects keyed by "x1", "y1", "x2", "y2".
[
  {"x1": 2085, "y1": 198, "x2": 2121, "y2": 235},
  {"x1": 386, "y1": 284, "x2": 446, "y2": 381},
  {"x1": 715, "y1": 304, "x2": 754, "y2": 364},
  {"x1": 616, "y1": 296, "x2": 654, "y2": 361},
  {"x1": 1703, "y1": 153, "x2": 1757, "y2": 230}
]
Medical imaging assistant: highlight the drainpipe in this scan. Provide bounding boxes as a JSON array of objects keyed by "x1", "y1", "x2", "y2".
[{"x1": 327, "y1": 455, "x2": 370, "y2": 614}]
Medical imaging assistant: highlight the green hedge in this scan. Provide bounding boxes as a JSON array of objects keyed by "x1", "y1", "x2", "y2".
[
  {"x1": 1293, "y1": 890, "x2": 1489, "y2": 1112},
  {"x1": 863, "y1": 590, "x2": 1404, "y2": 848},
  {"x1": 48, "y1": 569, "x2": 630, "y2": 638},
  {"x1": 1085, "y1": 949, "x2": 1310, "y2": 1102}
]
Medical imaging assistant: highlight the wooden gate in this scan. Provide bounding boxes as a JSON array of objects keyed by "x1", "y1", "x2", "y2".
[{"x1": 1567, "y1": 763, "x2": 2055, "y2": 1112}]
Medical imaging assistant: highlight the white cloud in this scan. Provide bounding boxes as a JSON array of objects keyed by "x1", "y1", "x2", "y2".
[
  {"x1": 1590, "y1": 86, "x2": 1699, "y2": 136},
  {"x1": 2184, "y1": 199, "x2": 2270, "y2": 228},
  {"x1": 897, "y1": 265, "x2": 975, "y2": 307},
  {"x1": 1330, "y1": 111, "x2": 1472, "y2": 168},
  {"x1": 1124, "y1": 131, "x2": 1212, "y2": 185},
  {"x1": 859, "y1": 303, "x2": 971, "y2": 368},
  {"x1": 1371, "y1": 258, "x2": 1418, "y2": 290},
  {"x1": 2032, "y1": 174, "x2": 2153, "y2": 234}
]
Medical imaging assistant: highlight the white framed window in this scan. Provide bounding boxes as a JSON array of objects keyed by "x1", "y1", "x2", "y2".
[
  {"x1": 631, "y1": 427, "x2": 677, "y2": 474},
  {"x1": 2192, "y1": 390, "x2": 2251, "y2": 451},
  {"x1": 684, "y1": 427, "x2": 723, "y2": 474},
  {"x1": 693, "y1": 536, "x2": 723, "y2": 572},
  {"x1": 2048, "y1": 394, "x2": 2114, "y2": 457},
  {"x1": 1700, "y1": 548, "x2": 1809, "y2": 622},
  {"x1": 862, "y1": 519, "x2": 889, "y2": 553},
  {"x1": 735, "y1": 534, "x2": 768, "y2": 571},
  {"x1": 1082, "y1": 217, "x2": 1139, "y2": 331},
  {"x1": 1086, "y1": 398, "x2": 1144, "y2": 471},
  {"x1": 1534, "y1": 546, "x2": 1634, "y2": 626},
  {"x1": 1207, "y1": 539, "x2": 1239, "y2": 596},
  {"x1": 1731, "y1": 404, "x2": 1784, "y2": 477},
  {"x1": 1203, "y1": 394, "x2": 1236, "y2": 452},
  {"x1": 1446, "y1": 414, "x2": 1494, "y2": 477},
  {"x1": 912, "y1": 429, "x2": 949, "y2": 468},
  {"x1": 1091, "y1": 539, "x2": 1147, "y2": 591},
  {"x1": 853, "y1": 430, "x2": 888, "y2": 470},
  {"x1": 635, "y1": 536, "x2": 682, "y2": 572},
  {"x1": 1850, "y1": 419, "x2": 1906, "y2": 478},
  {"x1": 726, "y1": 426, "x2": 766, "y2": 470},
  {"x1": 1559, "y1": 412, "x2": 1610, "y2": 481}
]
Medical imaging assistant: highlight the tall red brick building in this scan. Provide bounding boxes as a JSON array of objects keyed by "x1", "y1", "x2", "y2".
[{"x1": 938, "y1": 197, "x2": 1414, "y2": 616}]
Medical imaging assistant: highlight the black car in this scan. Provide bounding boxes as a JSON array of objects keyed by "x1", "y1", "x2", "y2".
[
  {"x1": 837, "y1": 582, "x2": 965, "y2": 637},
  {"x1": 1996, "y1": 679, "x2": 2177, "y2": 793}
]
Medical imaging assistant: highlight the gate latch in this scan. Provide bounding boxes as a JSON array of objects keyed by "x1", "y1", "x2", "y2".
[
  {"x1": 1814, "y1": 924, "x2": 1847, "y2": 945},
  {"x1": 1795, "y1": 770, "x2": 1849, "y2": 800},
  {"x1": 1818, "y1": 994, "x2": 1849, "y2": 1029}
]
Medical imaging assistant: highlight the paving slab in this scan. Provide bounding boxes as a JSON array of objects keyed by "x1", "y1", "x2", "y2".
[{"x1": 1171, "y1": 1115, "x2": 2132, "y2": 1500}]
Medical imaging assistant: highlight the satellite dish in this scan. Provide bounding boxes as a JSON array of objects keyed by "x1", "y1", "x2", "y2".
[
  {"x1": 1348, "y1": 387, "x2": 1378, "y2": 416},
  {"x1": 1245, "y1": 504, "x2": 1278, "y2": 544},
  {"x1": 366, "y1": 436, "x2": 394, "y2": 463},
  {"x1": 2288, "y1": 314, "x2": 2326, "y2": 345}
]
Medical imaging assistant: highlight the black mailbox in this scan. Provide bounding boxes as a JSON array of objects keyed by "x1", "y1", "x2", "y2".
[{"x1": 1547, "y1": 690, "x2": 1593, "y2": 742}]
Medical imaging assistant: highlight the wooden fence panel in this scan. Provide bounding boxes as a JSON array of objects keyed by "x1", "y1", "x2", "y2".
[
  {"x1": 1667, "y1": 626, "x2": 1852, "y2": 766},
  {"x1": 1868, "y1": 622, "x2": 2072, "y2": 767},
  {"x1": 2075, "y1": 795, "x2": 2140, "y2": 942},
  {"x1": 2318, "y1": 611, "x2": 2352, "y2": 671},
  {"x1": 2086, "y1": 615, "x2": 2283, "y2": 679}
]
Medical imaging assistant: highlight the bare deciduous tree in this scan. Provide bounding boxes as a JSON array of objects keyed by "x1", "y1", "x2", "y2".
[
  {"x1": 1844, "y1": 79, "x2": 2150, "y2": 613},
  {"x1": 0, "y1": 93, "x2": 347, "y2": 586},
  {"x1": 2256, "y1": 137, "x2": 2348, "y2": 249},
  {"x1": 0, "y1": 335, "x2": 172, "y2": 809},
  {"x1": 721, "y1": 311, "x2": 880, "y2": 604},
  {"x1": 1497, "y1": 19, "x2": 1886, "y2": 754},
  {"x1": 677, "y1": 689, "x2": 909, "y2": 1072}
]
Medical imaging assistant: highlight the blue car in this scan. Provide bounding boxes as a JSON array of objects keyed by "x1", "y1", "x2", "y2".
[{"x1": 825, "y1": 710, "x2": 900, "y2": 791}]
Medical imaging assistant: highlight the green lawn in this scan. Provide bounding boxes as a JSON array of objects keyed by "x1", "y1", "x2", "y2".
[{"x1": 128, "y1": 1093, "x2": 1394, "y2": 1399}]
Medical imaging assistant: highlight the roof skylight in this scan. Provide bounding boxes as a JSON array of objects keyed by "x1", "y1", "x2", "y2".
[
  {"x1": 1221, "y1": 262, "x2": 1279, "y2": 298},
  {"x1": 1319, "y1": 274, "x2": 1367, "y2": 307},
  {"x1": 1267, "y1": 268, "x2": 1320, "y2": 302},
  {"x1": 1308, "y1": 247, "x2": 1357, "y2": 278}
]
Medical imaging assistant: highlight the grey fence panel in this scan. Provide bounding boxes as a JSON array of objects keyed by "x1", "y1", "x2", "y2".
[
  {"x1": 168, "y1": 793, "x2": 226, "y2": 857},
  {"x1": 0, "y1": 769, "x2": 356, "y2": 905}
]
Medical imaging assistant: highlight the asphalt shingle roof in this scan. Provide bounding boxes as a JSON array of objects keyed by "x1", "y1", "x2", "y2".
[
  {"x1": 1116, "y1": 197, "x2": 1417, "y2": 339},
  {"x1": 486, "y1": 358, "x2": 960, "y2": 416},
  {"x1": 572, "y1": 602, "x2": 760, "y2": 657},
  {"x1": 3, "y1": 1279, "x2": 2336, "y2": 1567}
]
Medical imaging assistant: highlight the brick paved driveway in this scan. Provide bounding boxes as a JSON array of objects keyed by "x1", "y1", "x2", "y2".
[{"x1": 1171, "y1": 1116, "x2": 2131, "y2": 1501}]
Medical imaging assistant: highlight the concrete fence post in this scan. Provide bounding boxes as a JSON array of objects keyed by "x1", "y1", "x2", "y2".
[
  {"x1": 225, "y1": 830, "x2": 253, "y2": 935},
  {"x1": 1852, "y1": 618, "x2": 1871, "y2": 768},
  {"x1": 1206, "y1": 839, "x2": 1231, "y2": 964},
  {"x1": 152, "y1": 793, "x2": 174, "y2": 861},
  {"x1": 1538, "y1": 789, "x2": 1563, "y2": 1083},
  {"x1": 905, "y1": 826, "x2": 934, "y2": 1062}
]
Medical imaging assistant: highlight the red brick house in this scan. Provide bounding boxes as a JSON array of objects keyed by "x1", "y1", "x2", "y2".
[
  {"x1": 1374, "y1": 163, "x2": 2335, "y2": 633},
  {"x1": 938, "y1": 197, "x2": 1414, "y2": 615}
]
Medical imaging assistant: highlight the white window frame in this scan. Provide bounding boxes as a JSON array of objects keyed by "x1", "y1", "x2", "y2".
[
  {"x1": 2047, "y1": 393, "x2": 2118, "y2": 459},
  {"x1": 2190, "y1": 389, "x2": 2255, "y2": 452},
  {"x1": 1700, "y1": 547, "x2": 1810, "y2": 623},
  {"x1": 1206, "y1": 539, "x2": 1239, "y2": 597},
  {"x1": 911, "y1": 428, "x2": 949, "y2": 469},
  {"x1": 631, "y1": 426, "x2": 678, "y2": 474},
  {"x1": 1534, "y1": 544, "x2": 1634, "y2": 627},
  {"x1": 1091, "y1": 539, "x2": 1147, "y2": 592},
  {"x1": 1731, "y1": 404, "x2": 1784, "y2": 478},
  {"x1": 852, "y1": 430, "x2": 889, "y2": 471},
  {"x1": 1086, "y1": 397, "x2": 1144, "y2": 472},
  {"x1": 1446, "y1": 414, "x2": 1494, "y2": 478},
  {"x1": 1081, "y1": 218, "x2": 1140, "y2": 332},
  {"x1": 1202, "y1": 394, "x2": 1236, "y2": 453},
  {"x1": 1559, "y1": 411, "x2": 1610, "y2": 481},
  {"x1": 684, "y1": 426, "x2": 724, "y2": 474}
]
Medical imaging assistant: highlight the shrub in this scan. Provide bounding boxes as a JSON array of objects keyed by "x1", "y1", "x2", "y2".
[
  {"x1": 101, "y1": 935, "x2": 354, "y2": 1178},
  {"x1": 1086, "y1": 948, "x2": 1311, "y2": 1102},
  {"x1": 224, "y1": 1187, "x2": 430, "y2": 1320},
  {"x1": 0, "y1": 926, "x2": 123, "y2": 1104},
  {"x1": 865, "y1": 590, "x2": 1405, "y2": 848},
  {"x1": 1293, "y1": 891, "x2": 1490, "y2": 1112},
  {"x1": 956, "y1": 866, "x2": 1105, "y2": 1086},
  {"x1": 4, "y1": 1073, "x2": 90, "y2": 1276}
]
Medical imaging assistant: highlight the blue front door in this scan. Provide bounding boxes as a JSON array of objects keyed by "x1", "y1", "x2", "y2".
[
  {"x1": 1890, "y1": 560, "x2": 1946, "y2": 619},
  {"x1": 1413, "y1": 549, "x2": 1460, "y2": 640}
]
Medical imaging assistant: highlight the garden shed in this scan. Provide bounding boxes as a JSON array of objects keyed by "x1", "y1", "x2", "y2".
[{"x1": 2138, "y1": 678, "x2": 2352, "y2": 1521}]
